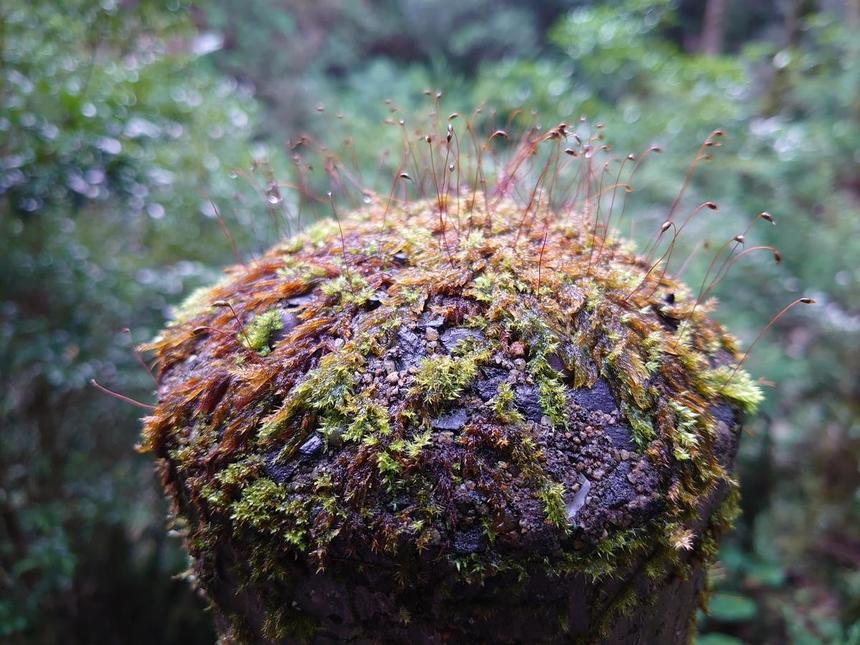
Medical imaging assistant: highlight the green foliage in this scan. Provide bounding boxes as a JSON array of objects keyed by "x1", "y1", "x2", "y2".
[
  {"x1": 259, "y1": 350, "x2": 360, "y2": 443},
  {"x1": 0, "y1": 0, "x2": 273, "y2": 639},
  {"x1": 621, "y1": 403, "x2": 657, "y2": 449},
  {"x1": 537, "y1": 376, "x2": 568, "y2": 429},
  {"x1": 344, "y1": 401, "x2": 391, "y2": 443},
  {"x1": 4, "y1": 0, "x2": 859, "y2": 641},
  {"x1": 698, "y1": 366, "x2": 764, "y2": 415},
  {"x1": 669, "y1": 400, "x2": 700, "y2": 461},
  {"x1": 707, "y1": 593, "x2": 758, "y2": 623},
  {"x1": 320, "y1": 270, "x2": 374, "y2": 307}
]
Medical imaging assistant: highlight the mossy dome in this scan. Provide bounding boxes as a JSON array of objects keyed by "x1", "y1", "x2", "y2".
[{"x1": 141, "y1": 194, "x2": 761, "y2": 642}]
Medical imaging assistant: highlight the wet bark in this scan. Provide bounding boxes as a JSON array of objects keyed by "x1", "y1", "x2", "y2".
[{"x1": 196, "y1": 409, "x2": 741, "y2": 645}]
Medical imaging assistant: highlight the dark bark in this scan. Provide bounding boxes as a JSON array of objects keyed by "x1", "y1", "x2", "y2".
[
  {"x1": 205, "y1": 479, "x2": 736, "y2": 644},
  {"x1": 209, "y1": 542, "x2": 710, "y2": 644},
  {"x1": 190, "y1": 402, "x2": 742, "y2": 644}
]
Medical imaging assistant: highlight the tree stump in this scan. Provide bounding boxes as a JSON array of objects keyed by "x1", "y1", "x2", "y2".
[{"x1": 141, "y1": 196, "x2": 758, "y2": 643}]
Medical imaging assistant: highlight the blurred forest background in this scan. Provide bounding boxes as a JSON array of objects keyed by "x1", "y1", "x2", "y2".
[{"x1": 1, "y1": 0, "x2": 859, "y2": 643}]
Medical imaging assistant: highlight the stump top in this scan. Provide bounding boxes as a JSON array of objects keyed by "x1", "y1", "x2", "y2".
[{"x1": 141, "y1": 196, "x2": 758, "y2": 589}]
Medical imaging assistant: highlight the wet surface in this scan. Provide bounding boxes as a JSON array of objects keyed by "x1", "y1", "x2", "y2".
[
  {"x1": 440, "y1": 327, "x2": 485, "y2": 352},
  {"x1": 571, "y1": 379, "x2": 618, "y2": 414},
  {"x1": 431, "y1": 409, "x2": 469, "y2": 431},
  {"x1": 514, "y1": 384, "x2": 543, "y2": 422}
]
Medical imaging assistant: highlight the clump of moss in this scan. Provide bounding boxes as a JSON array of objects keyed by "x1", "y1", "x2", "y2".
[
  {"x1": 141, "y1": 187, "x2": 760, "y2": 641},
  {"x1": 412, "y1": 351, "x2": 484, "y2": 407},
  {"x1": 240, "y1": 308, "x2": 283, "y2": 355}
]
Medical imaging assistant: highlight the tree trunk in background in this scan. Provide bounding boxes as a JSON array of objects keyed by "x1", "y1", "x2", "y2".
[
  {"x1": 847, "y1": 0, "x2": 860, "y2": 29},
  {"x1": 700, "y1": 0, "x2": 729, "y2": 55},
  {"x1": 786, "y1": 0, "x2": 818, "y2": 46}
]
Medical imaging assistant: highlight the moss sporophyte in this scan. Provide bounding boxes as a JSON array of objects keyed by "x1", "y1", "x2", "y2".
[{"x1": 133, "y1": 121, "x2": 807, "y2": 642}]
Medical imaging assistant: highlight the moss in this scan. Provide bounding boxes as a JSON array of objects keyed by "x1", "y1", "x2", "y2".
[
  {"x1": 141, "y1": 186, "x2": 759, "y2": 641},
  {"x1": 202, "y1": 456, "x2": 264, "y2": 509},
  {"x1": 168, "y1": 279, "x2": 227, "y2": 326},
  {"x1": 411, "y1": 351, "x2": 484, "y2": 407},
  {"x1": 492, "y1": 382, "x2": 524, "y2": 424},
  {"x1": 230, "y1": 478, "x2": 309, "y2": 549},
  {"x1": 240, "y1": 309, "x2": 283, "y2": 355},
  {"x1": 537, "y1": 376, "x2": 568, "y2": 428},
  {"x1": 470, "y1": 273, "x2": 497, "y2": 303},
  {"x1": 537, "y1": 481, "x2": 568, "y2": 530},
  {"x1": 669, "y1": 400, "x2": 701, "y2": 461},
  {"x1": 259, "y1": 349, "x2": 361, "y2": 443},
  {"x1": 343, "y1": 400, "x2": 390, "y2": 442},
  {"x1": 620, "y1": 402, "x2": 656, "y2": 449},
  {"x1": 698, "y1": 365, "x2": 764, "y2": 414},
  {"x1": 216, "y1": 457, "x2": 264, "y2": 487},
  {"x1": 276, "y1": 259, "x2": 328, "y2": 282},
  {"x1": 404, "y1": 429, "x2": 432, "y2": 459},
  {"x1": 261, "y1": 605, "x2": 319, "y2": 643},
  {"x1": 320, "y1": 270, "x2": 374, "y2": 307},
  {"x1": 375, "y1": 450, "x2": 402, "y2": 491}
]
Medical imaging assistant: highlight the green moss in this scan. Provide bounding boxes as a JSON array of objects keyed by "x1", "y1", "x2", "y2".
[
  {"x1": 669, "y1": 400, "x2": 701, "y2": 461},
  {"x1": 230, "y1": 478, "x2": 309, "y2": 549},
  {"x1": 202, "y1": 457, "x2": 265, "y2": 509},
  {"x1": 411, "y1": 351, "x2": 484, "y2": 407},
  {"x1": 537, "y1": 481, "x2": 568, "y2": 530},
  {"x1": 620, "y1": 402, "x2": 656, "y2": 449},
  {"x1": 217, "y1": 456, "x2": 264, "y2": 487},
  {"x1": 493, "y1": 382, "x2": 524, "y2": 424},
  {"x1": 375, "y1": 450, "x2": 402, "y2": 491},
  {"x1": 276, "y1": 259, "x2": 328, "y2": 282},
  {"x1": 404, "y1": 429, "x2": 432, "y2": 459},
  {"x1": 470, "y1": 272, "x2": 497, "y2": 302},
  {"x1": 320, "y1": 270, "x2": 374, "y2": 307},
  {"x1": 259, "y1": 349, "x2": 361, "y2": 442},
  {"x1": 306, "y1": 218, "x2": 341, "y2": 245},
  {"x1": 344, "y1": 400, "x2": 390, "y2": 442},
  {"x1": 240, "y1": 309, "x2": 283, "y2": 355},
  {"x1": 537, "y1": 376, "x2": 568, "y2": 428},
  {"x1": 169, "y1": 284, "x2": 217, "y2": 326},
  {"x1": 699, "y1": 366, "x2": 764, "y2": 414}
]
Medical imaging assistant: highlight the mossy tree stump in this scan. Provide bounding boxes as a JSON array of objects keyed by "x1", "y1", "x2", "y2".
[{"x1": 141, "y1": 196, "x2": 759, "y2": 643}]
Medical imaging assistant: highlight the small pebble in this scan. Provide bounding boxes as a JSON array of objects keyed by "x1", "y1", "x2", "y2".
[{"x1": 298, "y1": 435, "x2": 323, "y2": 457}]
